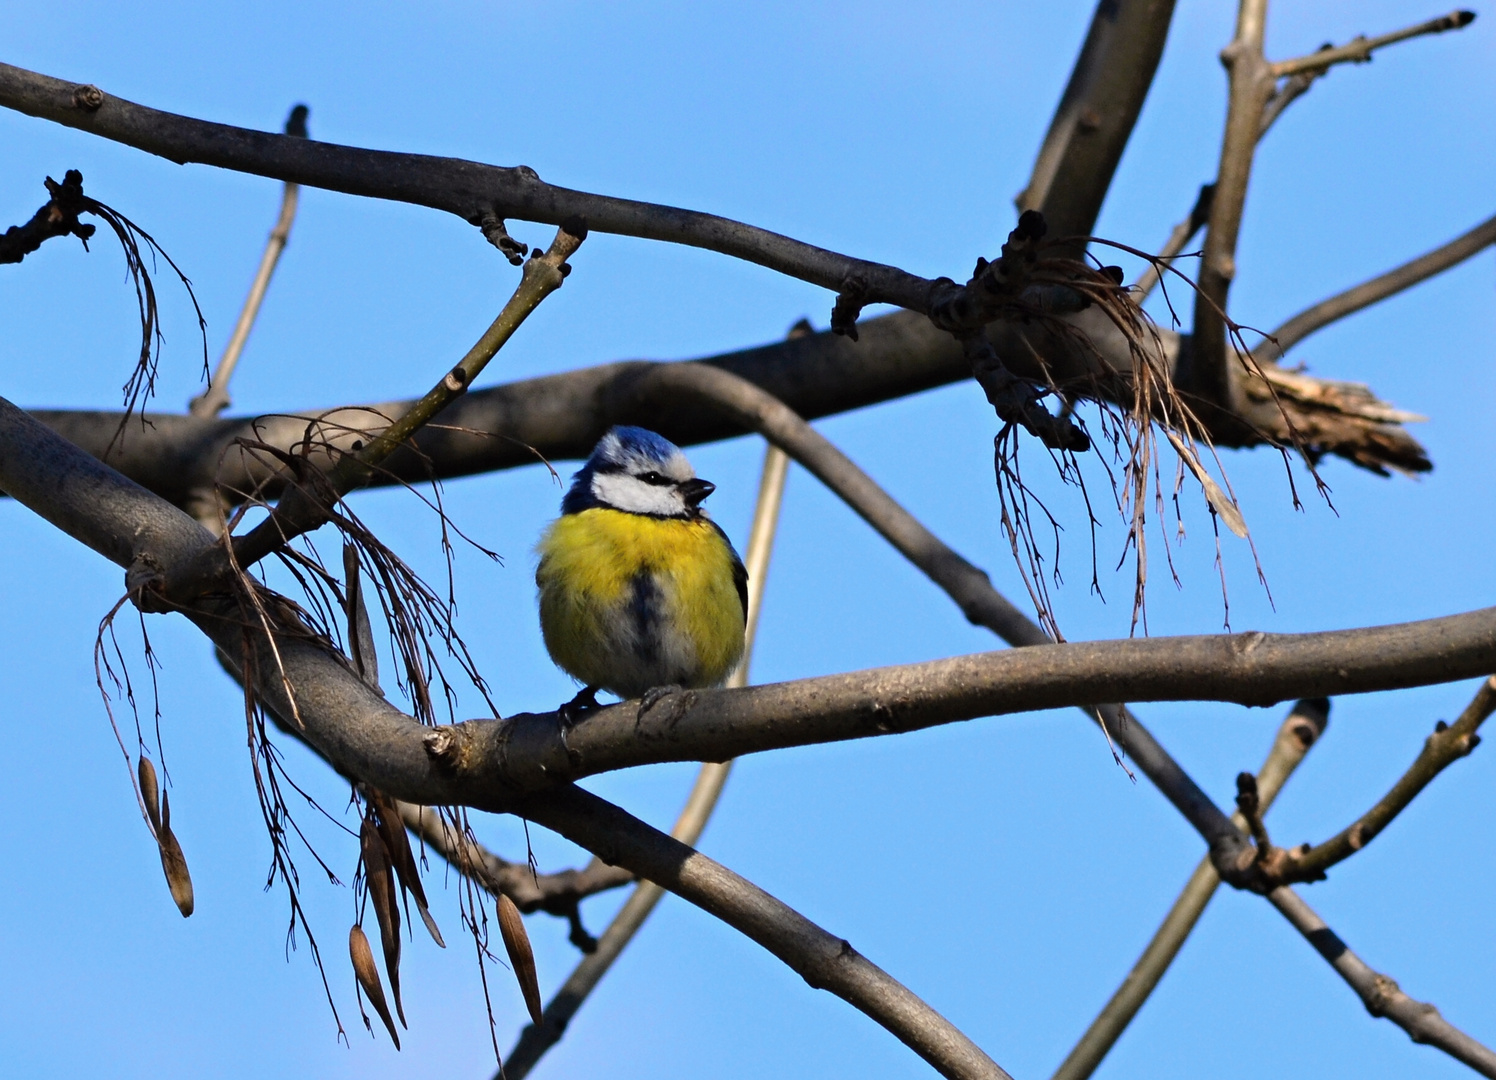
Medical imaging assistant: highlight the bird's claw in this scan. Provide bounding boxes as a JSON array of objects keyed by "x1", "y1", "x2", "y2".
[
  {"x1": 638, "y1": 684, "x2": 683, "y2": 715},
  {"x1": 558, "y1": 685, "x2": 601, "y2": 726}
]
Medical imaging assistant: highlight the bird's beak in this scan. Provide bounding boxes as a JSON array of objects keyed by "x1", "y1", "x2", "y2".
[{"x1": 677, "y1": 478, "x2": 715, "y2": 508}]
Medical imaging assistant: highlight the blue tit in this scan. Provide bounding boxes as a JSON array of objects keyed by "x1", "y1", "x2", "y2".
[{"x1": 536, "y1": 425, "x2": 748, "y2": 704}]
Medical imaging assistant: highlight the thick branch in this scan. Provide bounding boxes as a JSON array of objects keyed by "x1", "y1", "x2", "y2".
[
  {"x1": 518, "y1": 784, "x2": 1013, "y2": 1080},
  {"x1": 1188, "y1": 0, "x2": 1273, "y2": 412},
  {"x1": 8, "y1": 389, "x2": 1491, "y2": 888},
  {"x1": 1269, "y1": 886, "x2": 1496, "y2": 1075},
  {"x1": 1018, "y1": 0, "x2": 1178, "y2": 258}
]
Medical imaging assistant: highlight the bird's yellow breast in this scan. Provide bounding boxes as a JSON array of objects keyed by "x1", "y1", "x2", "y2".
[{"x1": 535, "y1": 508, "x2": 745, "y2": 697}]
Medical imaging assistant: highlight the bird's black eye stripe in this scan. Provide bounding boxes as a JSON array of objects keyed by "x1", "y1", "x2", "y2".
[{"x1": 638, "y1": 470, "x2": 672, "y2": 486}]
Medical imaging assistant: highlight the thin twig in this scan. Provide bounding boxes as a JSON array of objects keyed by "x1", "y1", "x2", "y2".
[
  {"x1": 190, "y1": 104, "x2": 309, "y2": 419},
  {"x1": 397, "y1": 802, "x2": 632, "y2": 915},
  {"x1": 1264, "y1": 677, "x2": 1496, "y2": 886},
  {"x1": 1050, "y1": 698, "x2": 1329, "y2": 1080},
  {"x1": 1268, "y1": 886, "x2": 1496, "y2": 1076},
  {"x1": 1257, "y1": 211, "x2": 1496, "y2": 360},
  {"x1": 1130, "y1": 183, "x2": 1212, "y2": 302},
  {"x1": 502, "y1": 440, "x2": 791, "y2": 1079},
  {"x1": 168, "y1": 222, "x2": 584, "y2": 600},
  {"x1": 1271, "y1": 10, "x2": 1475, "y2": 78}
]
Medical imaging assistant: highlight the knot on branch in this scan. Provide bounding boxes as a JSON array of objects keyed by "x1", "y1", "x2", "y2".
[
  {"x1": 70, "y1": 84, "x2": 105, "y2": 112},
  {"x1": 126, "y1": 551, "x2": 173, "y2": 614},
  {"x1": 830, "y1": 275, "x2": 867, "y2": 340},
  {"x1": 475, "y1": 210, "x2": 528, "y2": 265},
  {"x1": 0, "y1": 170, "x2": 98, "y2": 265},
  {"x1": 965, "y1": 333, "x2": 1090, "y2": 452}
]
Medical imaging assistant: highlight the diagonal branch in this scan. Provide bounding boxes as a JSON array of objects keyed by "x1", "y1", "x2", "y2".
[
  {"x1": 1269, "y1": 886, "x2": 1496, "y2": 1075},
  {"x1": 517, "y1": 783, "x2": 1014, "y2": 1080},
  {"x1": 1255, "y1": 677, "x2": 1496, "y2": 887},
  {"x1": 189, "y1": 103, "x2": 310, "y2": 420},
  {"x1": 1018, "y1": 0, "x2": 1178, "y2": 258},
  {"x1": 1271, "y1": 10, "x2": 1476, "y2": 79},
  {"x1": 1258, "y1": 210, "x2": 1496, "y2": 360},
  {"x1": 1050, "y1": 697, "x2": 1330, "y2": 1080}
]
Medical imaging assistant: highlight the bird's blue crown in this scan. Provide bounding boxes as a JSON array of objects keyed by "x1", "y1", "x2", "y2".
[{"x1": 561, "y1": 426, "x2": 689, "y2": 514}]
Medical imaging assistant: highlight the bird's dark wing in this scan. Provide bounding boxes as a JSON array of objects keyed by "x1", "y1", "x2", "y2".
[{"x1": 708, "y1": 519, "x2": 749, "y2": 623}]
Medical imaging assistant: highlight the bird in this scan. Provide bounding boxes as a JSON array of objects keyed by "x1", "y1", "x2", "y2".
[{"x1": 536, "y1": 425, "x2": 747, "y2": 709}]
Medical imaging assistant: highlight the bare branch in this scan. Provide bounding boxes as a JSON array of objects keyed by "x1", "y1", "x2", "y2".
[
  {"x1": 1261, "y1": 677, "x2": 1496, "y2": 887},
  {"x1": 0, "y1": 60, "x2": 938, "y2": 316},
  {"x1": 1051, "y1": 698, "x2": 1329, "y2": 1080},
  {"x1": 7, "y1": 382, "x2": 1483, "y2": 900},
  {"x1": 1259, "y1": 211, "x2": 1496, "y2": 360},
  {"x1": 190, "y1": 104, "x2": 309, "y2": 419},
  {"x1": 1131, "y1": 183, "x2": 1213, "y2": 301},
  {"x1": 1018, "y1": 0, "x2": 1179, "y2": 257},
  {"x1": 1271, "y1": 10, "x2": 1476, "y2": 79},
  {"x1": 1189, "y1": 0, "x2": 1274, "y2": 412},
  {"x1": 1269, "y1": 886, "x2": 1496, "y2": 1075},
  {"x1": 518, "y1": 783, "x2": 1015, "y2": 1080},
  {"x1": 397, "y1": 802, "x2": 632, "y2": 916}
]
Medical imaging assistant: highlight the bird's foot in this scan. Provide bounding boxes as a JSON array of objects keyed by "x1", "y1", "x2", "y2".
[
  {"x1": 558, "y1": 686, "x2": 601, "y2": 726},
  {"x1": 638, "y1": 684, "x2": 684, "y2": 715}
]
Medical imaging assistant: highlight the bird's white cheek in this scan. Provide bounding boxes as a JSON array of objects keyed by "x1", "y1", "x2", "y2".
[{"x1": 592, "y1": 473, "x2": 685, "y2": 516}]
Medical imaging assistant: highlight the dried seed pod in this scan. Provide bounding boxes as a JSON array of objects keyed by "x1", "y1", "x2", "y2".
[
  {"x1": 155, "y1": 789, "x2": 194, "y2": 917},
  {"x1": 370, "y1": 791, "x2": 444, "y2": 948},
  {"x1": 496, "y1": 891, "x2": 544, "y2": 1026},
  {"x1": 138, "y1": 756, "x2": 161, "y2": 833},
  {"x1": 361, "y1": 816, "x2": 405, "y2": 1027},
  {"x1": 349, "y1": 924, "x2": 400, "y2": 1050}
]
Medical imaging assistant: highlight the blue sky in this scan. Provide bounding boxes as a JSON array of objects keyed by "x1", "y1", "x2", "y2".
[{"x1": 1, "y1": 3, "x2": 1493, "y2": 1079}]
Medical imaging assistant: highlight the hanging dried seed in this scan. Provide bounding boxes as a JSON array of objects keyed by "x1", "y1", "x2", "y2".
[
  {"x1": 156, "y1": 789, "x2": 194, "y2": 917},
  {"x1": 349, "y1": 923, "x2": 400, "y2": 1050},
  {"x1": 138, "y1": 755, "x2": 161, "y2": 833},
  {"x1": 370, "y1": 791, "x2": 444, "y2": 948},
  {"x1": 361, "y1": 815, "x2": 405, "y2": 1027},
  {"x1": 496, "y1": 891, "x2": 544, "y2": 1026}
]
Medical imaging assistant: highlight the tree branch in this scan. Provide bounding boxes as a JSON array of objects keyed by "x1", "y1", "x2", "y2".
[
  {"x1": 1050, "y1": 697, "x2": 1329, "y2": 1080},
  {"x1": 1258, "y1": 210, "x2": 1496, "y2": 360},
  {"x1": 517, "y1": 784, "x2": 1014, "y2": 1080},
  {"x1": 1255, "y1": 677, "x2": 1496, "y2": 887},
  {"x1": 1268, "y1": 886, "x2": 1496, "y2": 1075},
  {"x1": 1271, "y1": 10, "x2": 1476, "y2": 79},
  {"x1": 1017, "y1": 0, "x2": 1178, "y2": 258},
  {"x1": 10, "y1": 386, "x2": 1494, "y2": 894},
  {"x1": 397, "y1": 801, "x2": 632, "y2": 917},
  {"x1": 0, "y1": 59, "x2": 938, "y2": 317},
  {"x1": 189, "y1": 103, "x2": 309, "y2": 420},
  {"x1": 1188, "y1": 0, "x2": 1274, "y2": 413}
]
